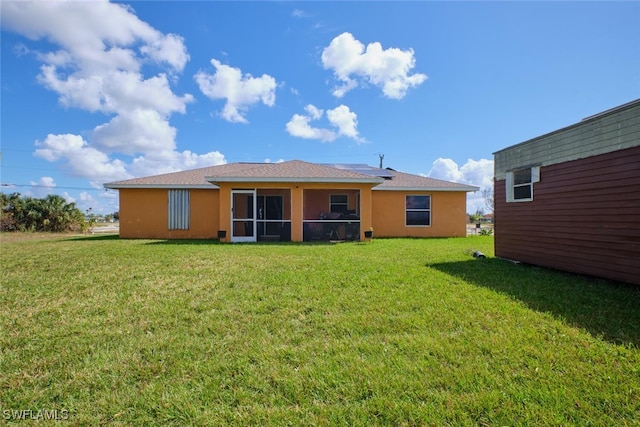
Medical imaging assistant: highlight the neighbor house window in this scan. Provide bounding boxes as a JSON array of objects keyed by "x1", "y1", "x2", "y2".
[
  {"x1": 506, "y1": 166, "x2": 540, "y2": 202},
  {"x1": 168, "y1": 189, "x2": 190, "y2": 230},
  {"x1": 406, "y1": 195, "x2": 431, "y2": 226},
  {"x1": 330, "y1": 194, "x2": 348, "y2": 213}
]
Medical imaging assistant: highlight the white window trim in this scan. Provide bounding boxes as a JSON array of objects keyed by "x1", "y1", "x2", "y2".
[
  {"x1": 506, "y1": 166, "x2": 540, "y2": 203},
  {"x1": 405, "y1": 194, "x2": 431, "y2": 227}
]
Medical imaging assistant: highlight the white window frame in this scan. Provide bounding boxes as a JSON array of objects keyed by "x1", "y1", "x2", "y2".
[
  {"x1": 506, "y1": 166, "x2": 540, "y2": 203},
  {"x1": 168, "y1": 189, "x2": 190, "y2": 230},
  {"x1": 405, "y1": 194, "x2": 431, "y2": 227}
]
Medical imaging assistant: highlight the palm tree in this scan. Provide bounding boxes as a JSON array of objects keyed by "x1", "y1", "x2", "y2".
[
  {"x1": 23, "y1": 197, "x2": 43, "y2": 231},
  {"x1": 41, "y1": 194, "x2": 67, "y2": 231},
  {"x1": 1, "y1": 193, "x2": 85, "y2": 232}
]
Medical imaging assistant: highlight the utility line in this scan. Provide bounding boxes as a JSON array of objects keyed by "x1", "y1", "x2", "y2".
[{"x1": 1, "y1": 183, "x2": 112, "y2": 191}]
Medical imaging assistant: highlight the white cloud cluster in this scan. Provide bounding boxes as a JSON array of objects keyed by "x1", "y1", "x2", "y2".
[
  {"x1": 78, "y1": 190, "x2": 119, "y2": 215},
  {"x1": 130, "y1": 149, "x2": 226, "y2": 177},
  {"x1": 24, "y1": 176, "x2": 74, "y2": 204},
  {"x1": 35, "y1": 134, "x2": 132, "y2": 187},
  {"x1": 195, "y1": 59, "x2": 277, "y2": 123},
  {"x1": 322, "y1": 32, "x2": 427, "y2": 99},
  {"x1": 286, "y1": 104, "x2": 364, "y2": 143},
  {"x1": 427, "y1": 158, "x2": 494, "y2": 213},
  {"x1": 2, "y1": 0, "x2": 225, "y2": 185},
  {"x1": 28, "y1": 176, "x2": 56, "y2": 198},
  {"x1": 3, "y1": 1, "x2": 430, "y2": 199}
]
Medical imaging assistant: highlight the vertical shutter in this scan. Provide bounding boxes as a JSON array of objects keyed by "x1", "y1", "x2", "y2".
[{"x1": 168, "y1": 189, "x2": 190, "y2": 230}]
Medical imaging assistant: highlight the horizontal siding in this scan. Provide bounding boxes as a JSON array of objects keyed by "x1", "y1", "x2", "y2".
[
  {"x1": 495, "y1": 145, "x2": 640, "y2": 285},
  {"x1": 495, "y1": 100, "x2": 640, "y2": 179}
]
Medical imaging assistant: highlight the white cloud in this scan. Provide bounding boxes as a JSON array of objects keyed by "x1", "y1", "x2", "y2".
[
  {"x1": 62, "y1": 192, "x2": 76, "y2": 204},
  {"x1": 286, "y1": 113, "x2": 337, "y2": 142},
  {"x1": 322, "y1": 32, "x2": 427, "y2": 99},
  {"x1": 195, "y1": 59, "x2": 277, "y2": 123},
  {"x1": 35, "y1": 176, "x2": 56, "y2": 188},
  {"x1": 140, "y1": 33, "x2": 190, "y2": 72},
  {"x1": 326, "y1": 105, "x2": 364, "y2": 142},
  {"x1": 305, "y1": 104, "x2": 324, "y2": 120},
  {"x1": 285, "y1": 104, "x2": 364, "y2": 143},
  {"x1": 38, "y1": 66, "x2": 193, "y2": 115},
  {"x1": 130, "y1": 150, "x2": 227, "y2": 177},
  {"x1": 2, "y1": 0, "x2": 227, "y2": 188},
  {"x1": 92, "y1": 109, "x2": 177, "y2": 154},
  {"x1": 1, "y1": 0, "x2": 188, "y2": 73},
  {"x1": 292, "y1": 9, "x2": 306, "y2": 18},
  {"x1": 77, "y1": 191, "x2": 119, "y2": 216},
  {"x1": 28, "y1": 176, "x2": 57, "y2": 198},
  {"x1": 34, "y1": 133, "x2": 227, "y2": 187},
  {"x1": 34, "y1": 134, "x2": 132, "y2": 186},
  {"x1": 427, "y1": 158, "x2": 494, "y2": 213}
]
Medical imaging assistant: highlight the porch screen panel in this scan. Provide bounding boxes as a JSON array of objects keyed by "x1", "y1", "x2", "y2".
[{"x1": 168, "y1": 189, "x2": 190, "y2": 230}]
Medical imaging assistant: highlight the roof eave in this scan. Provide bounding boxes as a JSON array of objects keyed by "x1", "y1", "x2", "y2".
[
  {"x1": 103, "y1": 184, "x2": 219, "y2": 190},
  {"x1": 374, "y1": 185, "x2": 479, "y2": 192},
  {"x1": 206, "y1": 177, "x2": 384, "y2": 184}
]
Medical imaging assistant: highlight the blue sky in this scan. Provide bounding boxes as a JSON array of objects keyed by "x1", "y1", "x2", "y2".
[{"x1": 1, "y1": 1, "x2": 639, "y2": 214}]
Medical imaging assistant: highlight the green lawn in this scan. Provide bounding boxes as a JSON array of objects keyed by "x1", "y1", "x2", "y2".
[{"x1": 1, "y1": 235, "x2": 639, "y2": 426}]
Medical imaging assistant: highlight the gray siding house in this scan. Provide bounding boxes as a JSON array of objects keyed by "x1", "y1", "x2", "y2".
[{"x1": 493, "y1": 99, "x2": 640, "y2": 285}]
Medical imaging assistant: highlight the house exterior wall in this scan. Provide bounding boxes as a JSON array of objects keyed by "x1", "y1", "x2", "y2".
[
  {"x1": 371, "y1": 191, "x2": 468, "y2": 237},
  {"x1": 119, "y1": 188, "x2": 219, "y2": 239},
  {"x1": 116, "y1": 184, "x2": 470, "y2": 241},
  {"x1": 494, "y1": 132, "x2": 640, "y2": 284}
]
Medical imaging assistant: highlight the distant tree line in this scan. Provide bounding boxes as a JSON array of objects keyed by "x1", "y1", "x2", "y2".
[{"x1": 1, "y1": 193, "x2": 86, "y2": 232}]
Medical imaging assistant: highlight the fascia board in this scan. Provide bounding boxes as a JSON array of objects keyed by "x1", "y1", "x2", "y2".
[
  {"x1": 103, "y1": 184, "x2": 219, "y2": 190},
  {"x1": 206, "y1": 177, "x2": 384, "y2": 184},
  {"x1": 373, "y1": 185, "x2": 479, "y2": 192}
]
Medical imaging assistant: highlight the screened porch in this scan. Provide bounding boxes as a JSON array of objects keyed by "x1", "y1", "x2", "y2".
[{"x1": 302, "y1": 189, "x2": 361, "y2": 242}]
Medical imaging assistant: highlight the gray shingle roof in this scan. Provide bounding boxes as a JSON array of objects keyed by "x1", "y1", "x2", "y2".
[
  {"x1": 374, "y1": 169, "x2": 479, "y2": 191},
  {"x1": 208, "y1": 160, "x2": 384, "y2": 183},
  {"x1": 103, "y1": 163, "x2": 259, "y2": 188},
  {"x1": 104, "y1": 160, "x2": 478, "y2": 192}
]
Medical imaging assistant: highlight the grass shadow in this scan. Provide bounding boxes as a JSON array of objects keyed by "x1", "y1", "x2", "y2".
[
  {"x1": 429, "y1": 257, "x2": 640, "y2": 347},
  {"x1": 62, "y1": 234, "x2": 121, "y2": 242},
  {"x1": 144, "y1": 239, "x2": 222, "y2": 245},
  {"x1": 144, "y1": 239, "x2": 343, "y2": 246}
]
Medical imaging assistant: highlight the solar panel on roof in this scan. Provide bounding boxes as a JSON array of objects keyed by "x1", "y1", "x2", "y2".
[{"x1": 321, "y1": 163, "x2": 394, "y2": 178}]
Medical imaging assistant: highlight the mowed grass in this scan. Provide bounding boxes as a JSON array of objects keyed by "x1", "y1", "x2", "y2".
[{"x1": 1, "y1": 234, "x2": 639, "y2": 426}]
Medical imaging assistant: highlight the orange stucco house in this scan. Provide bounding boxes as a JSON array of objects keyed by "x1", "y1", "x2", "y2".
[{"x1": 104, "y1": 160, "x2": 478, "y2": 242}]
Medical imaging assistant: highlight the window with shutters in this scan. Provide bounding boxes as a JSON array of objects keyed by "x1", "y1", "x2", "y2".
[{"x1": 168, "y1": 189, "x2": 190, "y2": 230}]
